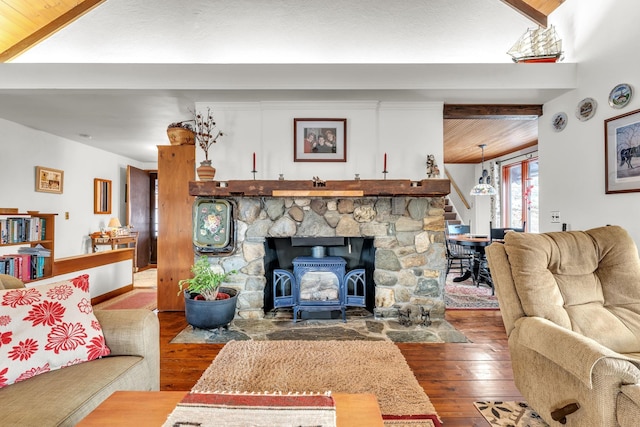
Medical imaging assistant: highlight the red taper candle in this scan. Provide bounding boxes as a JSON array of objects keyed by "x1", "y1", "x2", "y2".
[
  {"x1": 253, "y1": 152, "x2": 256, "y2": 170},
  {"x1": 384, "y1": 153, "x2": 387, "y2": 171}
]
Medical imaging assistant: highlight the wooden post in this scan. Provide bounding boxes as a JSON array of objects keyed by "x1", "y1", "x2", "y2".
[{"x1": 157, "y1": 145, "x2": 195, "y2": 311}]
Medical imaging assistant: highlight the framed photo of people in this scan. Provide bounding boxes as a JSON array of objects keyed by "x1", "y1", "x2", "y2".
[
  {"x1": 605, "y1": 108, "x2": 640, "y2": 194},
  {"x1": 293, "y1": 118, "x2": 347, "y2": 162}
]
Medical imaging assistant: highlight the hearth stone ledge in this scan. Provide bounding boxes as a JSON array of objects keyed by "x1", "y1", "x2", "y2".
[{"x1": 195, "y1": 195, "x2": 449, "y2": 322}]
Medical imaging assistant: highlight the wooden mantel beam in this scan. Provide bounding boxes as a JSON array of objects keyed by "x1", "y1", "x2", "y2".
[
  {"x1": 443, "y1": 104, "x2": 543, "y2": 120},
  {"x1": 190, "y1": 179, "x2": 451, "y2": 198}
]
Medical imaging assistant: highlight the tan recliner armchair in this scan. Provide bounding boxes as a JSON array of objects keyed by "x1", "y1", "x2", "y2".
[{"x1": 486, "y1": 225, "x2": 640, "y2": 426}]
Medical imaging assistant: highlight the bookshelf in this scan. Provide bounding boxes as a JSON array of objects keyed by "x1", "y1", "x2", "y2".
[{"x1": 0, "y1": 212, "x2": 56, "y2": 282}]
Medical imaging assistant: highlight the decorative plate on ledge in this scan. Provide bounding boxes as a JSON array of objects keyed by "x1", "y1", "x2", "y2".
[
  {"x1": 609, "y1": 83, "x2": 633, "y2": 109},
  {"x1": 576, "y1": 97, "x2": 597, "y2": 121},
  {"x1": 552, "y1": 112, "x2": 568, "y2": 132}
]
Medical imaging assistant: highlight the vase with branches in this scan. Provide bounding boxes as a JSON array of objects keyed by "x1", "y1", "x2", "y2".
[
  {"x1": 192, "y1": 107, "x2": 224, "y2": 181},
  {"x1": 194, "y1": 107, "x2": 224, "y2": 161}
]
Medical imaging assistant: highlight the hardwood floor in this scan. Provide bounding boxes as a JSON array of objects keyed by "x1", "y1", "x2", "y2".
[{"x1": 159, "y1": 309, "x2": 522, "y2": 426}]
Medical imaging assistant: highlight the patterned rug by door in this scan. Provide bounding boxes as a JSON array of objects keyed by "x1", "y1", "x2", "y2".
[
  {"x1": 474, "y1": 401, "x2": 549, "y2": 426},
  {"x1": 445, "y1": 273, "x2": 498, "y2": 310}
]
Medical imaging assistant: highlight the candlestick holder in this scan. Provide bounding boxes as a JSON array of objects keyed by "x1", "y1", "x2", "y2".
[
  {"x1": 382, "y1": 170, "x2": 388, "y2": 180},
  {"x1": 354, "y1": 173, "x2": 360, "y2": 181},
  {"x1": 251, "y1": 169, "x2": 257, "y2": 180},
  {"x1": 278, "y1": 174, "x2": 284, "y2": 181}
]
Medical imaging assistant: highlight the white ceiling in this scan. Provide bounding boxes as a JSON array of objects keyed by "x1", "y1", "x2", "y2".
[{"x1": 0, "y1": 0, "x2": 574, "y2": 163}]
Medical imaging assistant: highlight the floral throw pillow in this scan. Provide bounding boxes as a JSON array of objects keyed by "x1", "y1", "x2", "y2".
[{"x1": 0, "y1": 275, "x2": 110, "y2": 388}]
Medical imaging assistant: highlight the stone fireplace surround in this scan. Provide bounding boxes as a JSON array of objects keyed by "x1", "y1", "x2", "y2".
[{"x1": 209, "y1": 195, "x2": 447, "y2": 321}]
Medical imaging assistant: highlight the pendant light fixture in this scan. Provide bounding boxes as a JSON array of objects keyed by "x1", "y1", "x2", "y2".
[{"x1": 470, "y1": 144, "x2": 497, "y2": 196}]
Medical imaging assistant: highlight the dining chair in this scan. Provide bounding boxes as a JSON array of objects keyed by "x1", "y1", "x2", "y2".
[
  {"x1": 447, "y1": 224, "x2": 470, "y2": 235},
  {"x1": 489, "y1": 221, "x2": 525, "y2": 242},
  {"x1": 480, "y1": 222, "x2": 526, "y2": 294},
  {"x1": 444, "y1": 222, "x2": 474, "y2": 276}
]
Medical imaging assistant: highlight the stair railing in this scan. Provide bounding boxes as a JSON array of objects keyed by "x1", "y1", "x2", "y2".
[{"x1": 444, "y1": 167, "x2": 471, "y2": 210}]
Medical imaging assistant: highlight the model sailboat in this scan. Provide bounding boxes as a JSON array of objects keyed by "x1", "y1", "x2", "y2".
[{"x1": 507, "y1": 25, "x2": 563, "y2": 63}]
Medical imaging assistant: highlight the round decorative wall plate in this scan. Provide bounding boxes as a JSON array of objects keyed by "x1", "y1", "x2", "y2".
[
  {"x1": 609, "y1": 83, "x2": 633, "y2": 109},
  {"x1": 552, "y1": 112, "x2": 567, "y2": 132},
  {"x1": 576, "y1": 97, "x2": 597, "y2": 121}
]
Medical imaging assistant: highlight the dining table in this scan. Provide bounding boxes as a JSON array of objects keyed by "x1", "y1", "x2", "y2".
[{"x1": 447, "y1": 234, "x2": 492, "y2": 284}]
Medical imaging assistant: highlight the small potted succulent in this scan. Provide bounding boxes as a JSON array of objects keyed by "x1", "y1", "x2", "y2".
[
  {"x1": 167, "y1": 120, "x2": 195, "y2": 145},
  {"x1": 178, "y1": 256, "x2": 238, "y2": 330}
]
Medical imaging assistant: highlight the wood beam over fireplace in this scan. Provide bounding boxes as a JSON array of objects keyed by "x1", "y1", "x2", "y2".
[{"x1": 190, "y1": 179, "x2": 450, "y2": 198}]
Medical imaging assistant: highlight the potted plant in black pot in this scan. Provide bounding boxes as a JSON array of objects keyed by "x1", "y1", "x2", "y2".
[{"x1": 178, "y1": 256, "x2": 238, "y2": 330}]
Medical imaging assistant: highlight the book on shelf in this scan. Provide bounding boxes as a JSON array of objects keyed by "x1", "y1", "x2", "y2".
[
  {"x1": 0, "y1": 216, "x2": 45, "y2": 244},
  {"x1": 0, "y1": 253, "x2": 44, "y2": 281}
]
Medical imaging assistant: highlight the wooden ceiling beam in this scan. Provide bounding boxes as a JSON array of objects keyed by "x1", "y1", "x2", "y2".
[
  {"x1": 499, "y1": 0, "x2": 548, "y2": 27},
  {"x1": 0, "y1": 0, "x2": 105, "y2": 63},
  {"x1": 443, "y1": 104, "x2": 543, "y2": 120}
]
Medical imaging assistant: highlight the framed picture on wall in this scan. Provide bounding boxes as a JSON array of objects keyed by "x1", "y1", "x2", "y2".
[
  {"x1": 605, "y1": 108, "x2": 640, "y2": 194},
  {"x1": 35, "y1": 166, "x2": 64, "y2": 194},
  {"x1": 293, "y1": 118, "x2": 347, "y2": 162},
  {"x1": 94, "y1": 178, "x2": 112, "y2": 214}
]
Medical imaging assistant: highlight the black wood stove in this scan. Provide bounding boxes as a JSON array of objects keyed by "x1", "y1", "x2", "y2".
[{"x1": 273, "y1": 248, "x2": 366, "y2": 322}]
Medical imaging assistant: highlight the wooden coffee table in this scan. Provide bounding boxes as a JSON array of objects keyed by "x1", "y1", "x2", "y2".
[{"x1": 77, "y1": 391, "x2": 383, "y2": 426}]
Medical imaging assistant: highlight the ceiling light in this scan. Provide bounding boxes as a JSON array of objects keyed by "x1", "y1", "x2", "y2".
[{"x1": 470, "y1": 144, "x2": 497, "y2": 196}]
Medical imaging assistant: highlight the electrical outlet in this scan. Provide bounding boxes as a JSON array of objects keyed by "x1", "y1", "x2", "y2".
[{"x1": 551, "y1": 211, "x2": 560, "y2": 223}]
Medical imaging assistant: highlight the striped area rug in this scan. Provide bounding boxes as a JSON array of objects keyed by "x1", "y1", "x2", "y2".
[{"x1": 164, "y1": 392, "x2": 337, "y2": 427}]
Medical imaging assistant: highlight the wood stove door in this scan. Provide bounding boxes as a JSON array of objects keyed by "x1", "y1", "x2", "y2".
[
  {"x1": 273, "y1": 269, "x2": 295, "y2": 308},
  {"x1": 344, "y1": 269, "x2": 366, "y2": 307}
]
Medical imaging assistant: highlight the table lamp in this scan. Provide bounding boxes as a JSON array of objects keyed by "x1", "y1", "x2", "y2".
[{"x1": 108, "y1": 217, "x2": 122, "y2": 236}]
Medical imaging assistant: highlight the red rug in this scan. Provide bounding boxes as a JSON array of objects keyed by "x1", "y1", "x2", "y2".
[
  {"x1": 445, "y1": 273, "x2": 498, "y2": 310},
  {"x1": 94, "y1": 289, "x2": 157, "y2": 310}
]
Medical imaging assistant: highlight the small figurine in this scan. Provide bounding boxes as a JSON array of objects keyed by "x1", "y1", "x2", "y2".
[
  {"x1": 426, "y1": 154, "x2": 441, "y2": 178},
  {"x1": 312, "y1": 176, "x2": 326, "y2": 187}
]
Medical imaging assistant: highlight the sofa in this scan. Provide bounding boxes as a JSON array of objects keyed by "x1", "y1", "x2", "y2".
[
  {"x1": 0, "y1": 275, "x2": 160, "y2": 426},
  {"x1": 486, "y1": 226, "x2": 640, "y2": 426}
]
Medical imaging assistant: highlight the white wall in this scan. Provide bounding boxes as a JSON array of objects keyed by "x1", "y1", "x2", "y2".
[
  {"x1": 195, "y1": 101, "x2": 444, "y2": 182},
  {"x1": 541, "y1": 0, "x2": 640, "y2": 244},
  {"x1": 1, "y1": 100, "x2": 444, "y2": 258},
  {"x1": 30, "y1": 261, "x2": 133, "y2": 298},
  {"x1": 0, "y1": 118, "x2": 145, "y2": 258}
]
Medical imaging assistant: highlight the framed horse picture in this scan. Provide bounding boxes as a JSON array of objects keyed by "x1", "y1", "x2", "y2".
[{"x1": 605, "y1": 109, "x2": 640, "y2": 194}]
